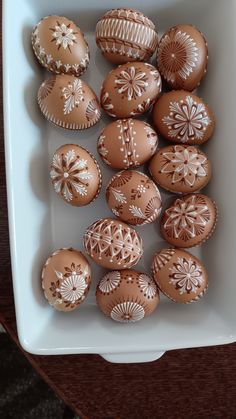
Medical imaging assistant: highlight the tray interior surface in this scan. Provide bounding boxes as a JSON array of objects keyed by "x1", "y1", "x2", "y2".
[{"x1": 4, "y1": 0, "x2": 236, "y2": 354}]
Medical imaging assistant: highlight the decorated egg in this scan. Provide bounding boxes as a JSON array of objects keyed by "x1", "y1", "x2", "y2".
[
  {"x1": 38, "y1": 74, "x2": 101, "y2": 130},
  {"x1": 97, "y1": 119, "x2": 158, "y2": 169},
  {"x1": 106, "y1": 170, "x2": 162, "y2": 226},
  {"x1": 96, "y1": 8, "x2": 158, "y2": 64},
  {"x1": 100, "y1": 62, "x2": 162, "y2": 118},
  {"x1": 152, "y1": 91, "x2": 215, "y2": 145},
  {"x1": 41, "y1": 248, "x2": 91, "y2": 311},
  {"x1": 96, "y1": 270, "x2": 159, "y2": 323},
  {"x1": 50, "y1": 144, "x2": 102, "y2": 206},
  {"x1": 83, "y1": 218, "x2": 143, "y2": 269},
  {"x1": 157, "y1": 24, "x2": 208, "y2": 90},
  {"x1": 151, "y1": 248, "x2": 208, "y2": 303},
  {"x1": 31, "y1": 15, "x2": 89, "y2": 76},
  {"x1": 160, "y1": 194, "x2": 218, "y2": 248},
  {"x1": 149, "y1": 145, "x2": 211, "y2": 194}
]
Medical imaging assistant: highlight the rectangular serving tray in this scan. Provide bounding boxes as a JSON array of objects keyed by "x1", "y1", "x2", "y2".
[{"x1": 3, "y1": 0, "x2": 236, "y2": 363}]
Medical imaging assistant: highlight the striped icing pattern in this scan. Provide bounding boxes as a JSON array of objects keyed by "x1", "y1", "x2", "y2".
[
  {"x1": 96, "y1": 18, "x2": 158, "y2": 50},
  {"x1": 103, "y1": 8, "x2": 155, "y2": 29}
]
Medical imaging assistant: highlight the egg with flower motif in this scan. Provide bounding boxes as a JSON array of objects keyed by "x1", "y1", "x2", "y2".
[
  {"x1": 42, "y1": 248, "x2": 91, "y2": 312},
  {"x1": 38, "y1": 74, "x2": 101, "y2": 130},
  {"x1": 31, "y1": 15, "x2": 90, "y2": 76},
  {"x1": 101, "y1": 62, "x2": 162, "y2": 118},
  {"x1": 152, "y1": 91, "x2": 215, "y2": 145},
  {"x1": 96, "y1": 8, "x2": 158, "y2": 64},
  {"x1": 98, "y1": 119, "x2": 158, "y2": 169},
  {"x1": 50, "y1": 144, "x2": 102, "y2": 206},
  {"x1": 149, "y1": 145, "x2": 211, "y2": 194},
  {"x1": 157, "y1": 24, "x2": 208, "y2": 90},
  {"x1": 151, "y1": 248, "x2": 208, "y2": 303},
  {"x1": 106, "y1": 170, "x2": 162, "y2": 226},
  {"x1": 96, "y1": 269, "x2": 159, "y2": 323}
]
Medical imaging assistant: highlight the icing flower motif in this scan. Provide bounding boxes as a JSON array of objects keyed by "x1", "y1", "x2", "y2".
[
  {"x1": 161, "y1": 146, "x2": 207, "y2": 186},
  {"x1": 163, "y1": 195, "x2": 210, "y2": 240},
  {"x1": 162, "y1": 96, "x2": 211, "y2": 143},
  {"x1": 50, "y1": 149, "x2": 92, "y2": 202},
  {"x1": 158, "y1": 29, "x2": 199, "y2": 84},
  {"x1": 169, "y1": 257, "x2": 204, "y2": 294},
  {"x1": 115, "y1": 66, "x2": 148, "y2": 101},
  {"x1": 50, "y1": 22, "x2": 77, "y2": 51},
  {"x1": 54, "y1": 264, "x2": 88, "y2": 303},
  {"x1": 62, "y1": 78, "x2": 84, "y2": 115},
  {"x1": 98, "y1": 271, "x2": 121, "y2": 294},
  {"x1": 100, "y1": 89, "x2": 116, "y2": 117},
  {"x1": 111, "y1": 301, "x2": 145, "y2": 323}
]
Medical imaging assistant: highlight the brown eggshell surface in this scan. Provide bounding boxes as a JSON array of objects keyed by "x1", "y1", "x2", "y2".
[
  {"x1": 151, "y1": 248, "x2": 208, "y2": 303},
  {"x1": 96, "y1": 270, "x2": 159, "y2": 323},
  {"x1": 152, "y1": 91, "x2": 215, "y2": 145},
  {"x1": 50, "y1": 144, "x2": 102, "y2": 206},
  {"x1": 31, "y1": 15, "x2": 90, "y2": 76},
  {"x1": 149, "y1": 145, "x2": 211, "y2": 194},
  {"x1": 96, "y1": 8, "x2": 158, "y2": 64},
  {"x1": 157, "y1": 24, "x2": 208, "y2": 91},
  {"x1": 42, "y1": 248, "x2": 91, "y2": 312},
  {"x1": 83, "y1": 218, "x2": 143, "y2": 269},
  {"x1": 101, "y1": 62, "x2": 162, "y2": 118},
  {"x1": 97, "y1": 119, "x2": 158, "y2": 169},
  {"x1": 160, "y1": 194, "x2": 218, "y2": 248},
  {"x1": 106, "y1": 170, "x2": 162, "y2": 226},
  {"x1": 38, "y1": 74, "x2": 101, "y2": 130}
]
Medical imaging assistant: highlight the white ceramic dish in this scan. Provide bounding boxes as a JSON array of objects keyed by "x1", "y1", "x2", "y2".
[{"x1": 3, "y1": 0, "x2": 236, "y2": 363}]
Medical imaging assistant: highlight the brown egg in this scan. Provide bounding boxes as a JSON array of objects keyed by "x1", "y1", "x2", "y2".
[
  {"x1": 50, "y1": 144, "x2": 102, "y2": 206},
  {"x1": 151, "y1": 248, "x2": 208, "y2": 303},
  {"x1": 96, "y1": 8, "x2": 158, "y2": 64},
  {"x1": 38, "y1": 74, "x2": 101, "y2": 130},
  {"x1": 149, "y1": 145, "x2": 212, "y2": 194},
  {"x1": 101, "y1": 62, "x2": 162, "y2": 118},
  {"x1": 106, "y1": 170, "x2": 162, "y2": 226},
  {"x1": 83, "y1": 218, "x2": 143, "y2": 269},
  {"x1": 41, "y1": 248, "x2": 91, "y2": 312},
  {"x1": 97, "y1": 119, "x2": 158, "y2": 169},
  {"x1": 96, "y1": 269, "x2": 159, "y2": 323},
  {"x1": 152, "y1": 91, "x2": 215, "y2": 145},
  {"x1": 31, "y1": 15, "x2": 89, "y2": 76},
  {"x1": 157, "y1": 24, "x2": 208, "y2": 90},
  {"x1": 160, "y1": 194, "x2": 218, "y2": 248}
]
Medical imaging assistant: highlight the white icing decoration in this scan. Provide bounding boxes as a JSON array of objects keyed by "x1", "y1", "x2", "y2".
[
  {"x1": 110, "y1": 301, "x2": 145, "y2": 323},
  {"x1": 62, "y1": 78, "x2": 84, "y2": 115},
  {"x1": 99, "y1": 271, "x2": 121, "y2": 294},
  {"x1": 169, "y1": 257, "x2": 204, "y2": 294}
]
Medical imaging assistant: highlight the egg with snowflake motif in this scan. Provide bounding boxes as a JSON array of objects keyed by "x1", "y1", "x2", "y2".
[
  {"x1": 31, "y1": 15, "x2": 90, "y2": 76},
  {"x1": 50, "y1": 144, "x2": 102, "y2": 206},
  {"x1": 98, "y1": 119, "x2": 158, "y2": 169},
  {"x1": 38, "y1": 74, "x2": 101, "y2": 130},
  {"x1": 151, "y1": 248, "x2": 208, "y2": 303},
  {"x1": 157, "y1": 24, "x2": 208, "y2": 91},
  {"x1": 106, "y1": 170, "x2": 162, "y2": 226},
  {"x1": 83, "y1": 218, "x2": 143, "y2": 269},
  {"x1": 101, "y1": 62, "x2": 162, "y2": 118},
  {"x1": 96, "y1": 269, "x2": 159, "y2": 323},
  {"x1": 152, "y1": 91, "x2": 215, "y2": 145},
  {"x1": 41, "y1": 248, "x2": 91, "y2": 312}
]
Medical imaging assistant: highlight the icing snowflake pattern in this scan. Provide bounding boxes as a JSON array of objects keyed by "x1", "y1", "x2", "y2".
[
  {"x1": 158, "y1": 29, "x2": 199, "y2": 84},
  {"x1": 61, "y1": 78, "x2": 84, "y2": 115},
  {"x1": 99, "y1": 271, "x2": 121, "y2": 294},
  {"x1": 111, "y1": 301, "x2": 145, "y2": 323},
  {"x1": 169, "y1": 257, "x2": 204, "y2": 294},
  {"x1": 49, "y1": 262, "x2": 89, "y2": 308},
  {"x1": 50, "y1": 149, "x2": 92, "y2": 202},
  {"x1": 161, "y1": 146, "x2": 207, "y2": 186},
  {"x1": 164, "y1": 195, "x2": 211, "y2": 240},
  {"x1": 138, "y1": 274, "x2": 157, "y2": 299},
  {"x1": 50, "y1": 22, "x2": 77, "y2": 51},
  {"x1": 115, "y1": 66, "x2": 148, "y2": 101},
  {"x1": 163, "y1": 96, "x2": 211, "y2": 143}
]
